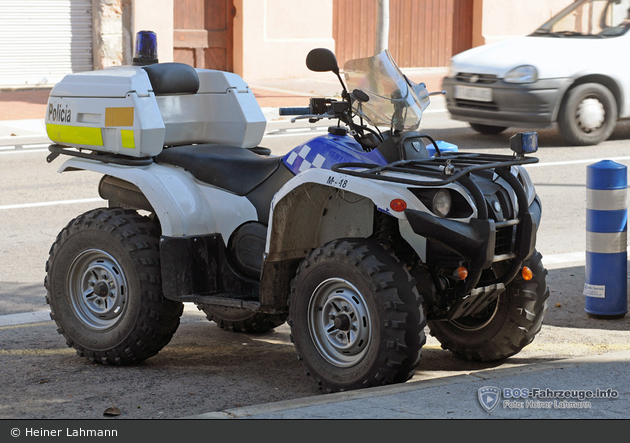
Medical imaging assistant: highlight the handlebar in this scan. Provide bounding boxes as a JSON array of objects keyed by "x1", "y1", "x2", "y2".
[{"x1": 279, "y1": 107, "x2": 311, "y2": 116}]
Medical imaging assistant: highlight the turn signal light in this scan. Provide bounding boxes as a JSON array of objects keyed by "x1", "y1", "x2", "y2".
[
  {"x1": 453, "y1": 267, "x2": 468, "y2": 280},
  {"x1": 522, "y1": 266, "x2": 533, "y2": 281},
  {"x1": 390, "y1": 199, "x2": 407, "y2": 212}
]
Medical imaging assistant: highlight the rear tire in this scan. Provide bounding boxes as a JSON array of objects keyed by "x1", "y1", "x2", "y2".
[
  {"x1": 428, "y1": 251, "x2": 549, "y2": 362},
  {"x1": 196, "y1": 305, "x2": 287, "y2": 333},
  {"x1": 469, "y1": 123, "x2": 508, "y2": 135},
  {"x1": 288, "y1": 238, "x2": 426, "y2": 392},
  {"x1": 45, "y1": 208, "x2": 183, "y2": 364}
]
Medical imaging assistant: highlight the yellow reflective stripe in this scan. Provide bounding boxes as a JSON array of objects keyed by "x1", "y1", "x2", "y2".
[
  {"x1": 121, "y1": 129, "x2": 135, "y2": 149},
  {"x1": 46, "y1": 124, "x2": 103, "y2": 146}
]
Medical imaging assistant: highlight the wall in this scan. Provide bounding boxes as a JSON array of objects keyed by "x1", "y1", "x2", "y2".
[
  {"x1": 233, "y1": 0, "x2": 335, "y2": 80},
  {"x1": 132, "y1": 0, "x2": 174, "y2": 63},
  {"x1": 98, "y1": 0, "x2": 577, "y2": 76},
  {"x1": 92, "y1": 0, "x2": 173, "y2": 69},
  {"x1": 478, "y1": 0, "x2": 573, "y2": 45},
  {"x1": 92, "y1": 0, "x2": 132, "y2": 69}
]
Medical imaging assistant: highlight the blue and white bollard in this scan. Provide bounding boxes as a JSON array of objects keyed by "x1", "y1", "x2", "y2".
[{"x1": 584, "y1": 160, "x2": 628, "y2": 318}]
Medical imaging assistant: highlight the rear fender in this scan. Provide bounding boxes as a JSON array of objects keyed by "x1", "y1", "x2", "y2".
[{"x1": 57, "y1": 158, "x2": 257, "y2": 238}]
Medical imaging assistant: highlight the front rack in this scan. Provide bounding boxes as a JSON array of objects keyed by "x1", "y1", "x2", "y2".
[{"x1": 330, "y1": 152, "x2": 539, "y2": 187}]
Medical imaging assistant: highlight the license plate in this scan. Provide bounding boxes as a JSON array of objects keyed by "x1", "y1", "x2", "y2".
[{"x1": 454, "y1": 85, "x2": 492, "y2": 102}]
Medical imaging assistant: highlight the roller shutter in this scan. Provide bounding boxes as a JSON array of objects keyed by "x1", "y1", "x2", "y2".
[{"x1": 0, "y1": 0, "x2": 92, "y2": 88}]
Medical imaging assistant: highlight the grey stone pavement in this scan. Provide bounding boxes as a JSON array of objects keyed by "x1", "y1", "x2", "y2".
[{"x1": 183, "y1": 350, "x2": 630, "y2": 419}]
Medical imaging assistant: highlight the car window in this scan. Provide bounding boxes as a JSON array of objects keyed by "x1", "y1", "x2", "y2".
[{"x1": 533, "y1": 0, "x2": 630, "y2": 38}]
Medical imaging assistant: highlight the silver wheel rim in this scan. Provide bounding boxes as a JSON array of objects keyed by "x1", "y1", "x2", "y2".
[
  {"x1": 576, "y1": 97, "x2": 605, "y2": 132},
  {"x1": 67, "y1": 249, "x2": 128, "y2": 330},
  {"x1": 307, "y1": 278, "x2": 372, "y2": 368}
]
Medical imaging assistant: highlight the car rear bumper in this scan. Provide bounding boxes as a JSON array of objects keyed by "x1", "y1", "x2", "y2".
[{"x1": 442, "y1": 77, "x2": 572, "y2": 128}]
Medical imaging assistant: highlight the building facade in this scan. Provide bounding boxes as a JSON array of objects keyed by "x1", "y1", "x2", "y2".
[{"x1": 0, "y1": 0, "x2": 574, "y2": 88}]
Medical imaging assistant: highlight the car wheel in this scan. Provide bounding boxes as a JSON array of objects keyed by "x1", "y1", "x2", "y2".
[
  {"x1": 469, "y1": 123, "x2": 508, "y2": 135},
  {"x1": 558, "y1": 83, "x2": 617, "y2": 146}
]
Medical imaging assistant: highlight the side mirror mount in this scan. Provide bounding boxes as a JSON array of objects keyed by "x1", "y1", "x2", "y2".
[
  {"x1": 306, "y1": 48, "x2": 340, "y2": 74},
  {"x1": 510, "y1": 132, "x2": 538, "y2": 157}
]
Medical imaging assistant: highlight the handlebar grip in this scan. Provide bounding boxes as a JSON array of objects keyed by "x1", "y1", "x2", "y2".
[{"x1": 279, "y1": 107, "x2": 311, "y2": 116}]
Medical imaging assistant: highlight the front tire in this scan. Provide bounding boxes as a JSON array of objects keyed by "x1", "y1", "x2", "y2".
[
  {"x1": 558, "y1": 83, "x2": 617, "y2": 146},
  {"x1": 428, "y1": 251, "x2": 549, "y2": 362},
  {"x1": 288, "y1": 239, "x2": 426, "y2": 392},
  {"x1": 45, "y1": 208, "x2": 183, "y2": 365}
]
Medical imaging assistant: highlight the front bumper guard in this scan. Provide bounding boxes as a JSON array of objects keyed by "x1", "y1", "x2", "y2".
[
  {"x1": 405, "y1": 172, "x2": 541, "y2": 321},
  {"x1": 405, "y1": 210, "x2": 496, "y2": 270},
  {"x1": 332, "y1": 154, "x2": 541, "y2": 319}
]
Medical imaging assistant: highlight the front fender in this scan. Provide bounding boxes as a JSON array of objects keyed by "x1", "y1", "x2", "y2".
[
  {"x1": 57, "y1": 158, "x2": 257, "y2": 238},
  {"x1": 261, "y1": 167, "x2": 422, "y2": 310},
  {"x1": 265, "y1": 167, "x2": 424, "y2": 258}
]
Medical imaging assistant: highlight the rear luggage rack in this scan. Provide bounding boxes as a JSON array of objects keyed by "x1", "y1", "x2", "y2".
[{"x1": 46, "y1": 144, "x2": 154, "y2": 166}]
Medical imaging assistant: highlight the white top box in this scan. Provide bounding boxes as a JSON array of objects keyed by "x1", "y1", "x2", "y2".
[{"x1": 46, "y1": 64, "x2": 266, "y2": 157}]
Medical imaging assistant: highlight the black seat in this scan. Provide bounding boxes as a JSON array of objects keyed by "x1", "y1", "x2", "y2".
[
  {"x1": 142, "y1": 62, "x2": 199, "y2": 95},
  {"x1": 156, "y1": 144, "x2": 282, "y2": 196}
]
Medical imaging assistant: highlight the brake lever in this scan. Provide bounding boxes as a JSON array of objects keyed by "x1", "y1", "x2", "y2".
[
  {"x1": 290, "y1": 111, "x2": 338, "y2": 123},
  {"x1": 290, "y1": 114, "x2": 324, "y2": 123}
]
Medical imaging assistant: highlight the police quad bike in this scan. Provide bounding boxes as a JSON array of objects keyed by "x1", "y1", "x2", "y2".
[{"x1": 44, "y1": 36, "x2": 549, "y2": 392}]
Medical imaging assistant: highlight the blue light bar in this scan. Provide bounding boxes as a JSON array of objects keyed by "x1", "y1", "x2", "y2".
[{"x1": 133, "y1": 30, "x2": 158, "y2": 66}]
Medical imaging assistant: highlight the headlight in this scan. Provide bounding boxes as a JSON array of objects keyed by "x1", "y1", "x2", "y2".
[
  {"x1": 447, "y1": 62, "x2": 457, "y2": 78},
  {"x1": 432, "y1": 189, "x2": 452, "y2": 218},
  {"x1": 504, "y1": 65, "x2": 538, "y2": 84},
  {"x1": 408, "y1": 187, "x2": 472, "y2": 218}
]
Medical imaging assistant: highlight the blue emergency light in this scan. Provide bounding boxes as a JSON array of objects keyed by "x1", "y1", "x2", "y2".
[
  {"x1": 510, "y1": 132, "x2": 538, "y2": 156},
  {"x1": 133, "y1": 30, "x2": 158, "y2": 66}
]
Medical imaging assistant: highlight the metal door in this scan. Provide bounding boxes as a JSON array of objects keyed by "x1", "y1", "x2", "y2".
[
  {"x1": 173, "y1": 0, "x2": 235, "y2": 71},
  {"x1": 333, "y1": 0, "x2": 474, "y2": 67}
]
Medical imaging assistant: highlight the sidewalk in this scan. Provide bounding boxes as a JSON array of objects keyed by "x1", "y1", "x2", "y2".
[
  {"x1": 0, "y1": 73, "x2": 448, "y2": 146},
  {"x1": 0, "y1": 67, "x2": 447, "y2": 127},
  {"x1": 186, "y1": 350, "x2": 630, "y2": 419}
]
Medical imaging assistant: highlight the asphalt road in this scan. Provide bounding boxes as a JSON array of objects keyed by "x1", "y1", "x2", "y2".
[{"x1": 1, "y1": 110, "x2": 629, "y2": 419}]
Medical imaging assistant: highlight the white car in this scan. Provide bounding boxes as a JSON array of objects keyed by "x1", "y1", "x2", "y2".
[{"x1": 442, "y1": 0, "x2": 630, "y2": 146}]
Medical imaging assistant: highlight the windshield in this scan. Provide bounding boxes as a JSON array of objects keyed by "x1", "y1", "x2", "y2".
[
  {"x1": 534, "y1": 0, "x2": 630, "y2": 37},
  {"x1": 343, "y1": 50, "x2": 428, "y2": 132}
]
